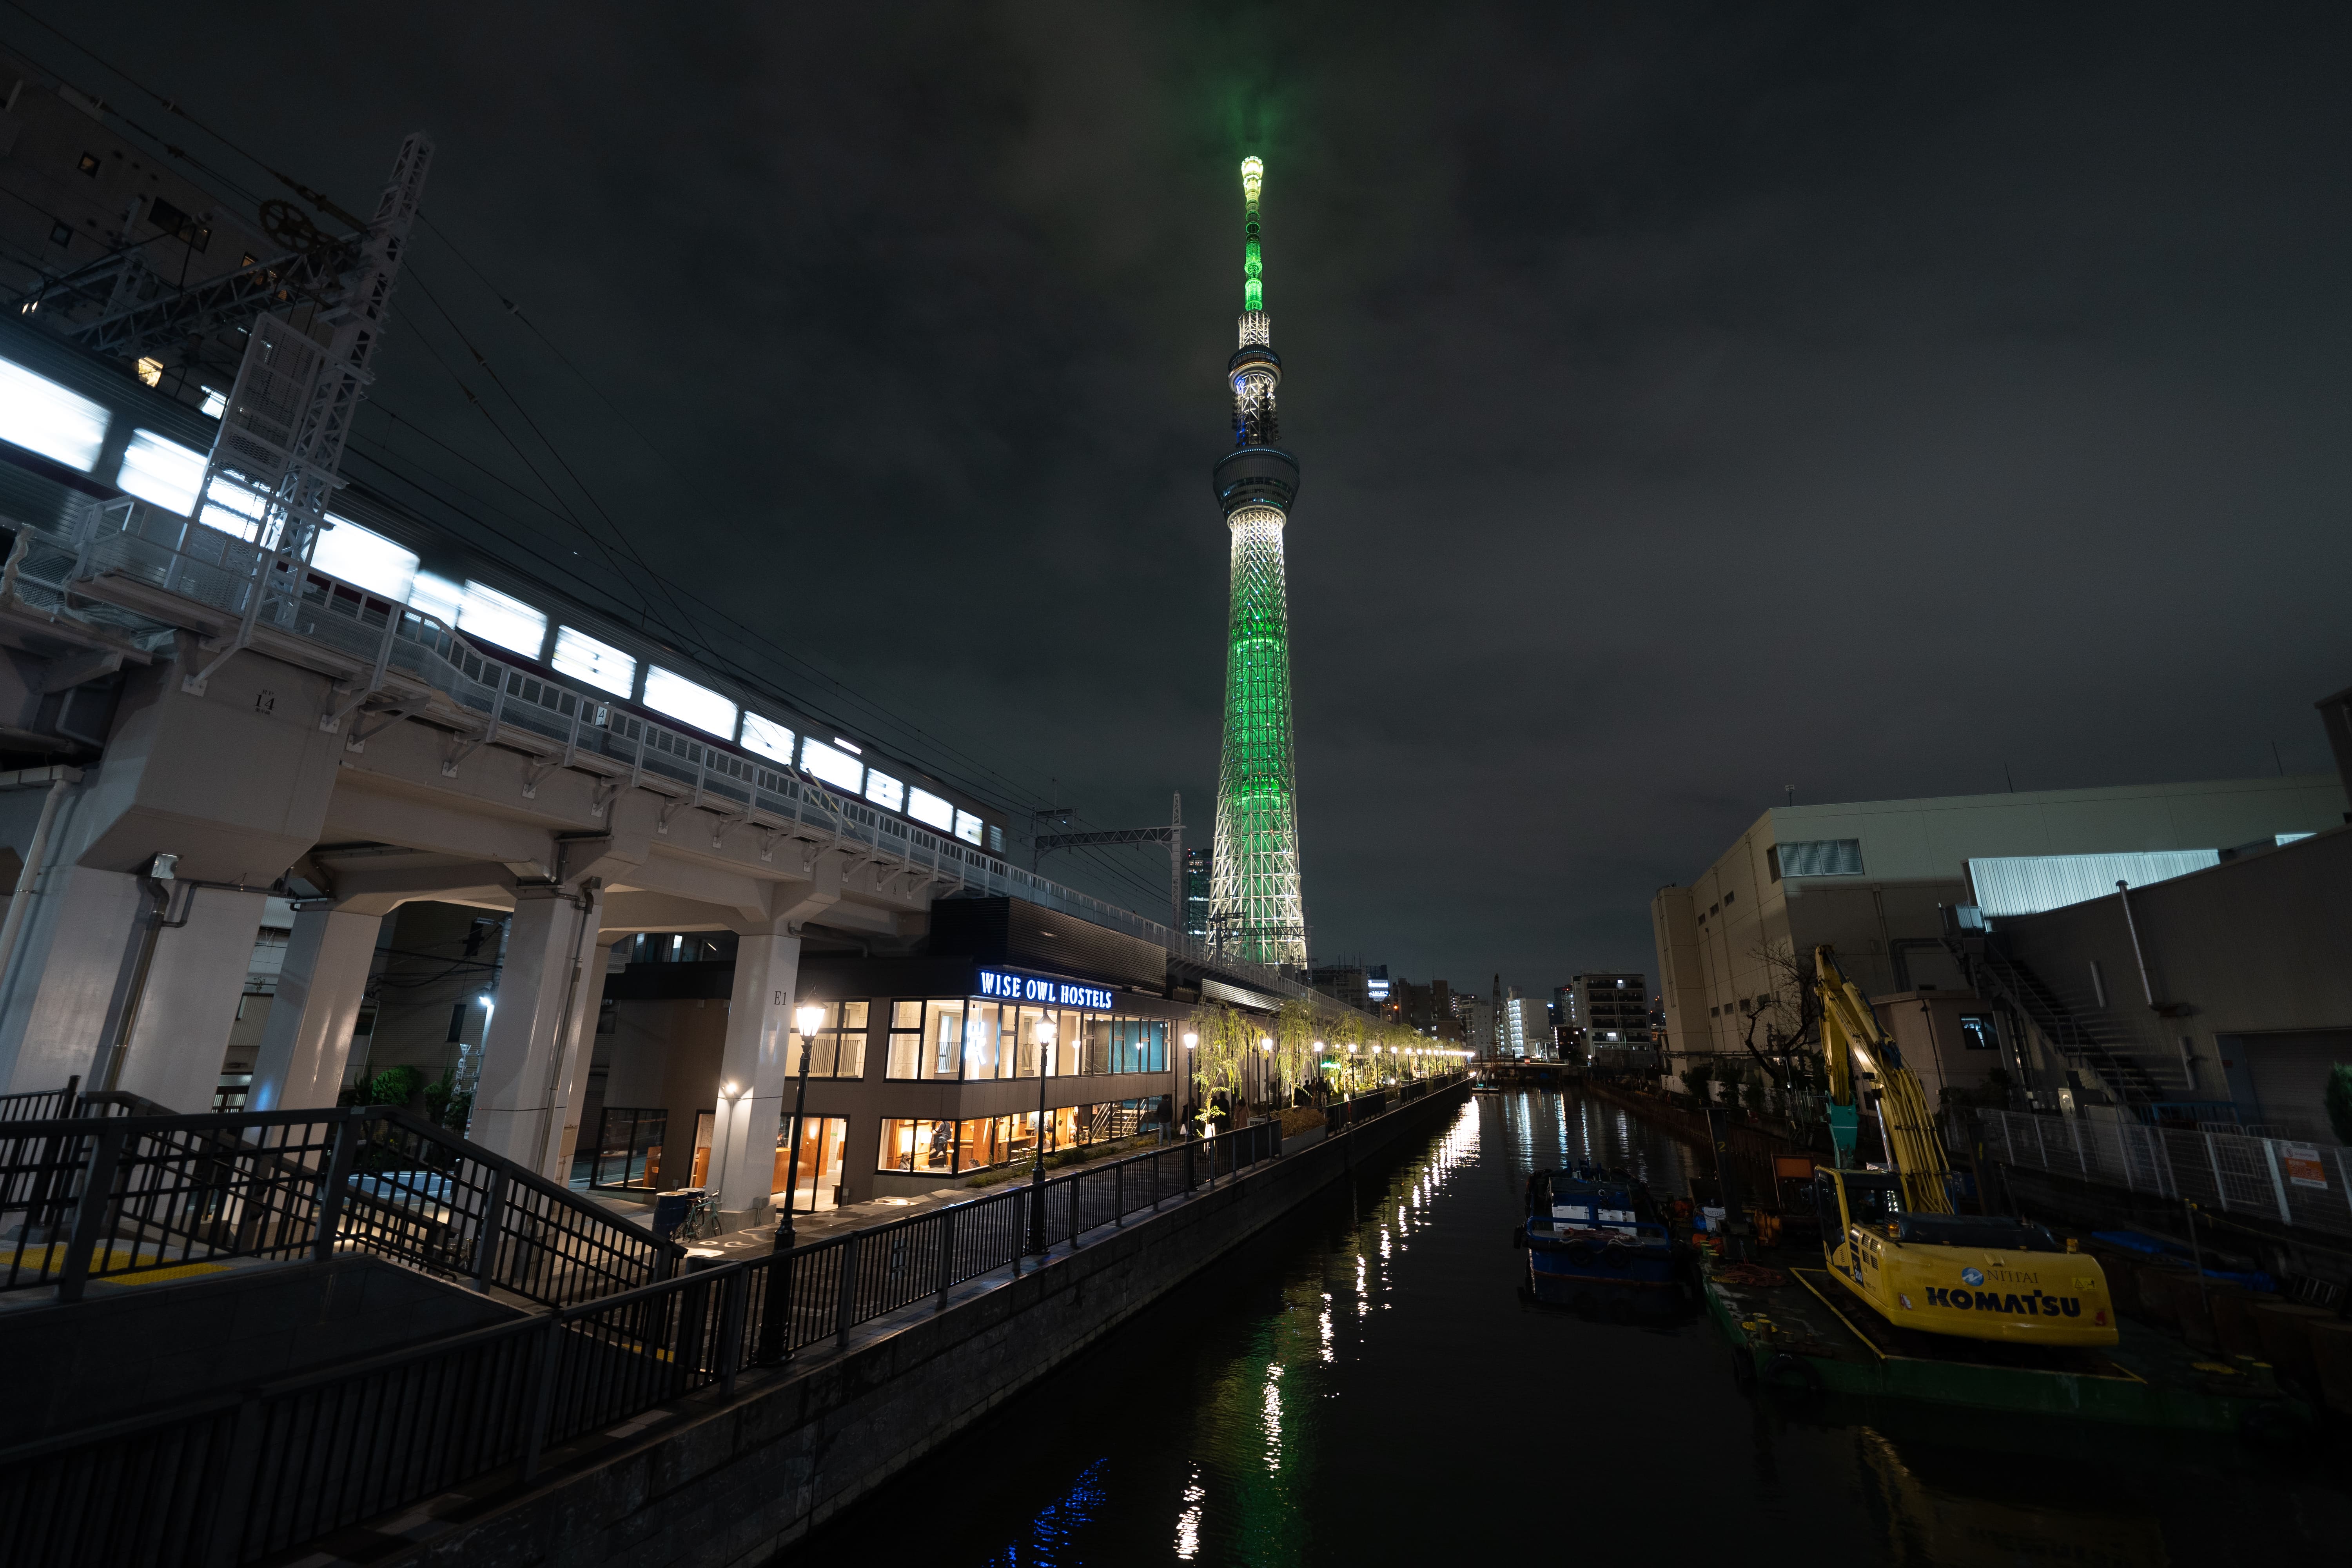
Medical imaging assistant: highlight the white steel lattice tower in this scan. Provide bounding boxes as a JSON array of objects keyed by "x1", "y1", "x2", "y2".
[{"x1": 1209, "y1": 156, "x2": 1307, "y2": 967}]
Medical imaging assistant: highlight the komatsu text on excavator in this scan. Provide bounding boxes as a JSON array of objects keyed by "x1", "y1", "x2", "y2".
[{"x1": 1810, "y1": 945, "x2": 2116, "y2": 1347}]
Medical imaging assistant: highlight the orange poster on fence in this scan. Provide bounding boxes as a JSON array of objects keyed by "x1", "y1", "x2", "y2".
[{"x1": 2281, "y1": 1143, "x2": 2328, "y2": 1190}]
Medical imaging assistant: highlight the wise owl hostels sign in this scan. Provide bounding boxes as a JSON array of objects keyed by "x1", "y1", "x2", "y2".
[{"x1": 975, "y1": 968, "x2": 1116, "y2": 1012}]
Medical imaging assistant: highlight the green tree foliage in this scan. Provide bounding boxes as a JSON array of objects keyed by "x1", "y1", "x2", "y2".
[
  {"x1": 2326, "y1": 1063, "x2": 2352, "y2": 1147},
  {"x1": 1188, "y1": 1002, "x2": 1256, "y2": 1130},
  {"x1": 366, "y1": 1065, "x2": 425, "y2": 1107}
]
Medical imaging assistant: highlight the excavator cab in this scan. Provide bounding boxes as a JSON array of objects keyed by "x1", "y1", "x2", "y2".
[{"x1": 1814, "y1": 1167, "x2": 1902, "y2": 1282}]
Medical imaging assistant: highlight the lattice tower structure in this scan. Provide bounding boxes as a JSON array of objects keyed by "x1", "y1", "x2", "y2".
[
  {"x1": 1208, "y1": 156, "x2": 1307, "y2": 968},
  {"x1": 194, "y1": 134, "x2": 432, "y2": 565}
]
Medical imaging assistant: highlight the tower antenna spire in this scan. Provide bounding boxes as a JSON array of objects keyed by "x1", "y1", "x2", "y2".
[
  {"x1": 1208, "y1": 155, "x2": 1307, "y2": 971},
  {"x1": 1241, "y1": 155, "x2": 1265, "y2": 312}
]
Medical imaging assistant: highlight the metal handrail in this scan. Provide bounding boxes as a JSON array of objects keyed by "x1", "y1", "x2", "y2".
[
  {"x1": 0, "y1": 1103, "x2": 681, "y2": 1303},
  {"x1": 0, "y1": 1074, "x2": 1465, "y2": 1568},
  {"x1": 62, "y1": 500, "x2": 1333, "y2": 1008},
  {"x1": 0, "y1": 1077, "x2": 77, "y2": 1123}
]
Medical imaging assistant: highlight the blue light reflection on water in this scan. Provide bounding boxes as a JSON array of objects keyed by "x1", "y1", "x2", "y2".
[{"x1": 979, "y1": 1458, "x2": 1108, "y2": 1568}]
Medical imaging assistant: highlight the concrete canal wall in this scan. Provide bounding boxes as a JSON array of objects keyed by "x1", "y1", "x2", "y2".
[{"x1": 398, "y1": 1080, "x2": 1472, "y2": 1568}]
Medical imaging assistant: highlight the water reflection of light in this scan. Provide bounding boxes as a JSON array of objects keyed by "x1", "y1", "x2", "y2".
[
  {"x1": 987, "y1": 1457, "x2": 1106, "y2": 1566},
  {"x1": 1319, "y1": 1304, "x2": 1333, "y2": 1363},
  {"x1": 1262, "y1": 1363, "x2": 1284, "y2": 1474},
  {"x1": 1174, "y1": 1468, "x2": 1204, "y2": 1559}
]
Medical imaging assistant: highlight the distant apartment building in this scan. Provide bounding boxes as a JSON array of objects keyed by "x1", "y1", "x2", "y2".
[
  {"x1": 0, "y1": 47, "x2": 296, "y2": 413},
  {"x1": 1389, "y1": 977, "x2": 1463, "y2": 1043},
  {"x1": 1501, "y1": 995, "x2": 1550, "y2": 1058},
  {"x1": 1562, "y1": 972, "x2": 1650, "y2": 1050},
  {"x1": 1183, "y1": 848, "x2": 1211, "y2": 942},
  {"x1": 1466, "y1": 997, "x2": 1496, "y2": 1055},
  {"x1": 1306, "y1": 962, "x2": 1374, "y2": 1013},
  {"x1": 1649, "y1": 774, "x2": 2348, "y2": 1095}
]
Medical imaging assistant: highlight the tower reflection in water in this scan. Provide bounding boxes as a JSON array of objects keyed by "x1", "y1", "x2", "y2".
[{"x1": 788, "y1": 1091, "x2": 2350, "y2": 1567}]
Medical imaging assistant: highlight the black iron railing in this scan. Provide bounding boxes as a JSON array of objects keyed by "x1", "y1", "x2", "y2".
[
  {"x1": 0, "y1": 1077, "x2": 1463, "y2": 1568},
  {"x1": 0, "y1": 1078, "x2": 79, "y2": 1123},
  {"x1": 0, "y1": 1104, "x2": 679, "y2": 1304}
]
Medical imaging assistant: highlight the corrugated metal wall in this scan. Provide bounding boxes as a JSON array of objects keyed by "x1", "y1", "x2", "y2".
[{"x1": 1967, "y1": 850, "x2": 2220, "y2": 917}]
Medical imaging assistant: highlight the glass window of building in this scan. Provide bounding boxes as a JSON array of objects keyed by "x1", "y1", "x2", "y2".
[
  {"x1": 886, "y1": 999, "x2": 924, "y2": 1078},
  {"x1": 880, "y1": 1118, "x2": 956, "y2": 1175},
  {"x1": 964, "y1": 1003, "x2": 1004, "y2": 1078},
  {"x1": 788, "y1": 1001, "x2": 868, "y2": 1078},
  {"x1": 954, "y1": 808, "x2": 985, "y2": 846},
  {"x1": 878, "y1": 997, "x2": 1166, "y2": 1083},
  {"x1": 1008, "y1": 1006, "x2": 1083, "y2": 1077},
  {"x1": 922, "y1": 1000, "x2": 954, "y2": 1078},
  {"x1": 865, "y1": 770, "x2": 905, "y2": 812},
  {"x1": 774, "y1": 1114, "x2": 847, "y2": 1210},
  {"x1": 1106, "y1": 1018, "x2": 1167, "y2": 1074}
]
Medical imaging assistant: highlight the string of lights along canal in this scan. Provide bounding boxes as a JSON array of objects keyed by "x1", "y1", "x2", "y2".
[
  {"x1": 1209, "y1": 155, "x2": 1307, "y2": 970},
  {"x1": 784, "y1": 1089, "x2": 2352, "y2": 1567}
]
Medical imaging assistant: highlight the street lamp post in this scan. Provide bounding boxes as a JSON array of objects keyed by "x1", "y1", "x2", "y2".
[
  {"x1": 1182, "y1": 1031, "x2": 1198, "y2": 1138},
  {"x1": 774, "y1": 1002, "x2": 826, "y2": 1254},
  {"x1": 1028, "y1": 1014, "x2": 1057, "y2": 1254}
]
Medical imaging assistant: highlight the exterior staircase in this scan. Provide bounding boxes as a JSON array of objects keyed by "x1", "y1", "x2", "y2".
[{"x1": 1942, "y1": 931, "x2": 2183, "y2": 1108}]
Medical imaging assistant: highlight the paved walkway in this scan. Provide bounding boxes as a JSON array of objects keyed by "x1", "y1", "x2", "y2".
[{"x1": 568, "y1": 1182, "x2": 986, "y2": 1264}]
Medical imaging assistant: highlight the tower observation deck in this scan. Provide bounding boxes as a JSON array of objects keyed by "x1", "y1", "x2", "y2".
[{"x1": 1209, "y1": 156, "x2": 1307, "y2": 969}]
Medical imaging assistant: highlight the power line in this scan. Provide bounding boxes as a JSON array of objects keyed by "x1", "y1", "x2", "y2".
[
  {"x1": 0, "y1": 10, "x2": 1198, "y2": 918},
  {"x1": 0, "y1": 1, "x2": 356, "y2": 230},
  {"x1": 398, "y1": 229, "x2": 1085, "y2": 813}
]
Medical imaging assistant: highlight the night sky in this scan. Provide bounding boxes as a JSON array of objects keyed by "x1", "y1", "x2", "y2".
[{"x1": 48, "y1": 3, "x2": 2352, "y2": 994}]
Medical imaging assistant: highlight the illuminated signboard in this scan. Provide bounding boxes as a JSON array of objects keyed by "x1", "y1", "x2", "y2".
[{"x1": 976, "y1": 968, "x2": 1115, "y2": 1011}]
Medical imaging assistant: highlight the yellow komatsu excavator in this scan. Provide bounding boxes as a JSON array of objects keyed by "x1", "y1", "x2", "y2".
[{"x1": 1811, "y1": 945, "x2": 2116, "y2": 1347}]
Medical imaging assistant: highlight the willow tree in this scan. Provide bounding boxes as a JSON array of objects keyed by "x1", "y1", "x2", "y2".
[
  {"x1": 1188, "y1": 1002, "x2": 1256, "y2": 1132},
  {"x1": 1321, "y1": 1011, "x2": 1367, "y2": 1095},
  {"x1": 1273, "y1": 997, "x2": 1324, "y2": 1105}
]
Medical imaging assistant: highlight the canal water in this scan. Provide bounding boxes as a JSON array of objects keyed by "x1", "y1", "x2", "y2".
[{"x1": 788, "y1": 1089, "x2": 2352, "y2": 1566}]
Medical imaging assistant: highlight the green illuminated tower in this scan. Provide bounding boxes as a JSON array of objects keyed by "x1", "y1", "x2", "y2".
[{"x1": 1209, "y1": 156, "x2": 1307, "y2": 968}]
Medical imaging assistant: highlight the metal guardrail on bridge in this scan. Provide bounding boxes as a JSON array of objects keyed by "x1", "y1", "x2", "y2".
[
  {"x1": 0, "y1": 1078, "x2": 1464, "y2": 1568},
  {"x1": 4, "y1": 496, "x2": 1331, "y2": 1009},
  {"x1": 1979, "y1": 1108, "x2": 2352, "y2": 1239}
]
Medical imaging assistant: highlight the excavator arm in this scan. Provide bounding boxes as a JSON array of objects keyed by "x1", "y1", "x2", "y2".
[{"x1": 1815, "y1": 946, "x2": 1953, "y2": 1215}]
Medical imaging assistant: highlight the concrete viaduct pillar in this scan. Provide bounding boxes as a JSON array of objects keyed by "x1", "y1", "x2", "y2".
[
  {"x1": 712, "y1": 925, "x2": 802, "y2": 1217},
  {"x1": 0, "y1": 652, "x2": 344, "y2": 1108},
  {"x1": 468, "y1": 883, "x2": 605, "y2": 1176},
  {"x1": 249, "y1": 908, "x2": 385, "y2": 1113}
]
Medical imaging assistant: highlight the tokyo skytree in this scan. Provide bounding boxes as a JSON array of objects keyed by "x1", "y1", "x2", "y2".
[{"x1": 1208, "y1": 156, "x2": 1307, "y2": 968}]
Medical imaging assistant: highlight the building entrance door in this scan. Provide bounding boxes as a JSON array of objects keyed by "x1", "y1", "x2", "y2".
[{"x1": 775, "y1": 1115, "x2": 847, "y2": 1212}]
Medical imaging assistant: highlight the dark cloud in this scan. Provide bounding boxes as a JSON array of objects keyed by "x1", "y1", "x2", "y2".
[{"x1": 53, "y1": 0, "x2": 2352, "y2": 991}]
